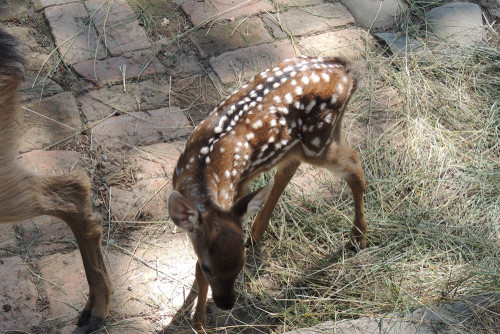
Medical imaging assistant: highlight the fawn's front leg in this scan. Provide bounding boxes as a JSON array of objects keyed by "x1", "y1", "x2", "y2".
[
  {"x1": 193, "y1": 262, "x2": 209, "y2": 332},
  {"x1": 250, "y1": 161, "x2": 300, "y2": 244}
]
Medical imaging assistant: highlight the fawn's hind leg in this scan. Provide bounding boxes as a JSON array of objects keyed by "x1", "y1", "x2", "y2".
[{"x1": 311, "y1": 140, "x2": 367, "y2": 249}]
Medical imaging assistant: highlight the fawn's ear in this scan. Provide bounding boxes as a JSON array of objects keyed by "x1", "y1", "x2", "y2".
[
  {"x1": 168, "y1": 191, "x2": 200, "y2": 232},
  {"x1": 231, "y1": 180, "x2": 274, "y2": 221}
]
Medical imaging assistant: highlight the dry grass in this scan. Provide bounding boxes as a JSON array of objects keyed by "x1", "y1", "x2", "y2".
[{"x1": 215, "y1": 6, "x2": 500, "y2": 334}]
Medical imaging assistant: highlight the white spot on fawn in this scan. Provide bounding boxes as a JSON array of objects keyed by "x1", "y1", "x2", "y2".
[
  {"x1": 295, "y1": 86, "x2": 303, "y2": 95},
  {"x1": 252, "y1": 119, "x2": 263, "y2": 129},
  {"x1": 311, "y1": 137, "x2": 321, "y2": 147},
  {"x1": 246, "y1": 132, "x2": 255, "y2": 141},
  {"x1": 225, "y1": 170, "x2": 230, "y2": 178},
  {"x1": 321, "y1": 72, "x2": 330, "y2": 82},
  {"x1": 201, "y1": 146, "x2": 209, "y2": 155},
  {"x1": 305, "y1": 99, "x2": 316, "y2": 113},
  {"x1": 301, "y1": 76, "x2": 309, "y2": 85},
  {"x1": 285, "y1": 93, "x2": 293, "y2": 103},
  {"x1": 279, "y1": 107, "x2": 289, "y2": 114},
  {"x1": 338, "y1": 83, "x2": 344, "y2": 93}
]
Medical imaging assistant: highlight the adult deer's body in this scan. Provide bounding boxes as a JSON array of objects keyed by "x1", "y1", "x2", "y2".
[
  {"x1": 169, "y1": 56, "x2": 367, "y2": 330},
  {"x1": 0, "y1": 30, "x2": 111, "y2": 333}
]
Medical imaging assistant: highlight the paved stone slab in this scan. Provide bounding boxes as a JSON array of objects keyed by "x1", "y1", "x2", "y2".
[
  {"x1": 181, "y1": 0, "x2": 274, "y2": 26},
  {"x1": 190, "y1": 17, "x2": 273, "y2": 58},
  {"x1": 0, "y1": 256, "x2": 42, "y2": 331},
  {"x1": 72, "y1": 49, "x2": 165, "y2": 85},
  {"x1": 298, "y1": 28, "x2": 366, "y2": 59},
  {"x1": 374, "y1": 32, "x2": 424, "y2": 57},
  {"x1": 85, "y1": 0, "x2": 151, "y2": 57},
  {"x1": 126, "y1": 141, "x2": 185, "y2": 181},
  {"x1": 0, "y1": 223, "x2": 17, "y2": 252},
  {"x1": 90, "y1": 107, "x2": 190, "y2": 149},
  {"x1": 44, "y1": 2, "x2": 106, "y2": 65},
  {"x1": 109, "y1": 142, "x2": 186, "y2": 221},
  {"x1": 79, "y1": 80, "x2": 171, "y2": 123},
  {"x1": 18, "y1": 216, "x2": 75, "y2": 255},
  {"x1": 18, "y1": 91, "x2": 83, "y2": 153},
  {"x1": 40, "y1": 0, "x2": 80, "y2": 9},
  {"x1": 37, "y1": 251, "x2": 92, "y2": 322},
  {"x1": 340, "y1": 0, "x2": 407, "y2": 31},
  {"x1": 39, "y1": 241, "x2": 196, "y2": 329},
  {"x1": 0, "y1": 0, "x2": 29, "y2": 22},
  {"x1": 110, "y1": 177, "x2": 170, "y2": 221},
  {"x1": 427, "y1": 2, "x2": 483, "y2": 48},
  {"x1": 275, "y1": 0, "x2": 324, "y2": 7},
  {"x1": 17, "y1": 149, "x2": 84, "y2": 174},
  {"x1": 21, "y1": 77, "x2": 65, "y2": 102},
  {"x1": 210, "y1": 40, "x2": 297, "y2": 83},
  {"x1": 264, "y1": 3, "x2": 354, "y2": 38}
]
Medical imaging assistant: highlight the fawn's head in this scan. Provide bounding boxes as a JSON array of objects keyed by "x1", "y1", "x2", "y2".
[{"x1": 168, "y1": 181, "x2": 273, "y2": 310}]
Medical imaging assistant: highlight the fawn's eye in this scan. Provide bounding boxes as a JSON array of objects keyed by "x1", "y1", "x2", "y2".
[{"x1": 201, "y1": 264, "x2": 212, "y2": 275}]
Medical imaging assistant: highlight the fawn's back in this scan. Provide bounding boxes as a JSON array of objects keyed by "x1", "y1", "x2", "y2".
[{"x1": 173, "y1": 56, "x2": 357, "y2": 209}]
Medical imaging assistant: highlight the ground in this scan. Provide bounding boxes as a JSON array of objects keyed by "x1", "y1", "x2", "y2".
[{"x1": 0, "y1": 1, "x2": 499, "y2": 334}]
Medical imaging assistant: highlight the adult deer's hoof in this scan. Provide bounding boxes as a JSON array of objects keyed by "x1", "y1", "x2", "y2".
[{"x1": 73, "y1": 309, "x2": 105, "y2": 333}]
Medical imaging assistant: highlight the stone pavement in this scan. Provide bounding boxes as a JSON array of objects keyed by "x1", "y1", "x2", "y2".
[{"x1": 0, "y1": 0, "x2": 495, "y2": 333}]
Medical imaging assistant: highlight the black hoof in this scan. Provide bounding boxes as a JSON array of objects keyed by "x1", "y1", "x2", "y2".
[
  {"x1": 77, "y1": 308, "x2": 91, "y2": 327},
  {"x1": 74, "y1": 314, "x2": 105, "y2": 334}
]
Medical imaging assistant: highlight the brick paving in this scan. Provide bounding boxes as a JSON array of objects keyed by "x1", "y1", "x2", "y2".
[{"x1": 0, "y1": 0, "x2": 399, "y2": 332}]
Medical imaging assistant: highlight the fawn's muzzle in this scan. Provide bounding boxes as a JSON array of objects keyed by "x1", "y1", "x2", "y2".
[{"x1": 213, "y1": 294, "x2": 236, "y2": 310}]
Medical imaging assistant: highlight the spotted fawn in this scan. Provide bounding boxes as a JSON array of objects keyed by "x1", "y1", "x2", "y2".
[{"x1": 169, "y1": 56, "x2": 367, "y2": 331}]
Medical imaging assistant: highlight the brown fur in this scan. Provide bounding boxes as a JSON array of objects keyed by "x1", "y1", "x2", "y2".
[{"x1": 0, "y1": 29, "x2": 111, "y2": 333}]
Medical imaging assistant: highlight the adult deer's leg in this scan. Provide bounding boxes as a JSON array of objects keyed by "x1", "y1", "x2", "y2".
[
  {"x1": 249, "y1": 161, "x2": 300, "y2": 244},
  {"x1": 0, "y1": 168, "x2": 112, "y2": 333},
  {"x1": 37, "y1": 171, "x2": 112, "y2": 331}
]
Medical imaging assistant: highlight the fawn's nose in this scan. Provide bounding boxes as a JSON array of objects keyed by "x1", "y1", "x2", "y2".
[{"x1": 213, "y1": 294, "x2": 235, "y2": 310}]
